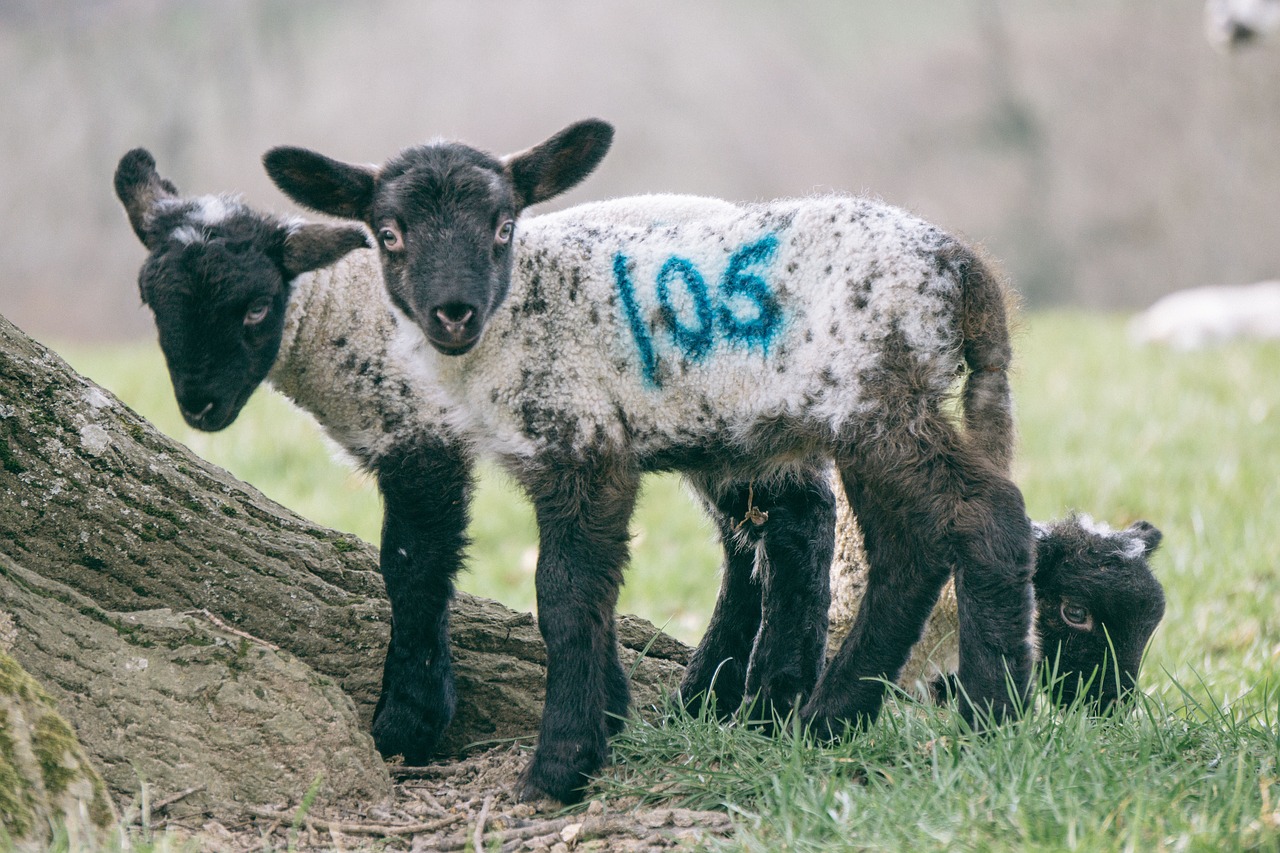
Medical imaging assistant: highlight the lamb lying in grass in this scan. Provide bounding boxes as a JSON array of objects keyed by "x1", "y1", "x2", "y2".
[
  {"x1": 265, "y1": 119, "x2": 1036, "y2": 802},
  {"x1": 829, "y1": 505, "x2": 1165, "y2": 708}
]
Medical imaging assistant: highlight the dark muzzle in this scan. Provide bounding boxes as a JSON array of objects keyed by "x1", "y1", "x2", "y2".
[{"x1": 424, "y1": 301, "x2": 483, "y2": 355}]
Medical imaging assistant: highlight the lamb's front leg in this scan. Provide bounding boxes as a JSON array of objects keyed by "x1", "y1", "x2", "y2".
[
  {"x1": 518, "y1": 464, "x2": 639, "y2": 804},
  {"x1": 743, "y1": 471, "x2": 836, "y2": 722},
  {"x1": 679, "y1": 478, "x2": 766, "y2": 718},
  {"x1": 680, "y1": 470, "x2": 836, "y2": 721},
  {"x1": 370, "y1": 439, "x2": 473, "y2": 764}
]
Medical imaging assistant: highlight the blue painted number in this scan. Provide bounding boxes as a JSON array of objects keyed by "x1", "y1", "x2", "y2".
[{"x1": 612, "y1": 234, "x2": 782, "y2": 386}]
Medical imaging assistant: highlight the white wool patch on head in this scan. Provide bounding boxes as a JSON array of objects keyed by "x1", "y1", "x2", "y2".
[
  {"x1": 1075, "y1": 513, "x2": 1146, "y2": 560},
  {"x1": 165, "y1": 195, "x2": 247, "y2": 245},
  {"x1": 191, "y1": 194, "x2": 238, "y2": 226},
  {"x1": 171, "y1": 225, "x2": 203, "y2": 245},
  {"x1": 1117, "y1": 534, "x2": 1148, "y2": 561},
  {"x1": 1075, "y1": 513, "x2": 1114, "y2": 537},
  {"x1": 480, "y1": 166, "x2": 507, "y2": 199}
]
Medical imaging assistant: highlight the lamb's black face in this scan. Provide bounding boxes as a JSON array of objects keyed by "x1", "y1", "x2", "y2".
[
  {"x1": 371, "y1": 146, "x2": 517, "y2": 355},
  {"x1": 1032, "y1": 518, "x2": 1166, "y2": 710},
  {"x1": 114, "y1": 148, "x2": 370, "y2": 431},
  {"x1": 137, "y1": 217, "x2": 290, "y2": 431},
  {"x1": 263, "y1": 119, "x2": 614, "y2": 356}
]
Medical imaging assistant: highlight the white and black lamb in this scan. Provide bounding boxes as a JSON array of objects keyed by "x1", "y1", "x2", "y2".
[{"x1": 265, "y1": 119, "x2": 1035, "y2": 803}]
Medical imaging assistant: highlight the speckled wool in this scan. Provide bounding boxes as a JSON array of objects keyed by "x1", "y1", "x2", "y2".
[
  {"x1": 268, "y1": 248, "x2": 457, "y2": 468},
  {"x1": 393, "y1": 193, "x2": 974, "y2": 472}
]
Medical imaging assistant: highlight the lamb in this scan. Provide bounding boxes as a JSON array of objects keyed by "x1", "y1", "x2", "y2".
[
  {"x1": 1128, "y1": 281, "x2": 1280, "y2": 350},
  {"x1": 112, "y1": 147, "x2": 840, "y2": 772},
  {"x1": 113, "y1": 148, "x2": 475, "y2": 765},
  {"x1": 265, "y1": 118, "x2": 1036, "y2": 802},
  {"x1": 829, "y1": 508, "x2": 1165, "y2": 709}
]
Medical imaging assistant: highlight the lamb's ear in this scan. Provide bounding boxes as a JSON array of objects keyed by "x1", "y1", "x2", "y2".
[
  {"x1": 282, "y1": 223, "x2": 371, "y2": 277},
  {"x1": 263, "y1": 147, "x2": 377, "y2": 222},
  {"x1": 1126, "y1": 520, "x2": 1163, "y2": 557},
  {"x1": 114, "y1": 148, "x2": 180, "y2": 249},
  {"x1": 503, "y1": 118, "x2": 614, "y2": 210}
]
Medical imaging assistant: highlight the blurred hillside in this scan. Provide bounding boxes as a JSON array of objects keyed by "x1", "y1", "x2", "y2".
[{"x1": 1, "y1": 0, "x2": 1278, "y2": 341}]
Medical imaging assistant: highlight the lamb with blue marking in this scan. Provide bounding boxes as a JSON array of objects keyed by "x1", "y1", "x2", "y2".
[{"x1": 266, "y1": 118, "x2": 1035, "y2": 803}]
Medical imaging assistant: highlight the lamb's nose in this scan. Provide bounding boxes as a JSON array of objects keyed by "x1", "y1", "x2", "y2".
[
  {"x1": 435, "y1": 304, "x2": 475, "y2": 336},
  {"x1": 180, "y1": 401, "x2": 214, "y2": 424}
]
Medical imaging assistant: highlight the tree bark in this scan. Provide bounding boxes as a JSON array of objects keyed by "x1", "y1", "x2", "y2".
[{"x1": 0, "y1": 314, "x2": 688, "y2": 818}]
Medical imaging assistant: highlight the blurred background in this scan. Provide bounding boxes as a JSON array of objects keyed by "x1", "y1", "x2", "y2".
[{"x1": 2, "y1": 0, "x2": 1279, "y2": 342}]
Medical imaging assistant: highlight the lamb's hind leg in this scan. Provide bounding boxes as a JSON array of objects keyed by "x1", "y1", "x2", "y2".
[
  {"x1": 802, "y1": 442, "x2": 1033, "y2": 735},
  {"x1": 371, "y1": 439, "x2": 473, "y2": 764},
  {"x1": 680, "y1": 469, "x2": 836, "y2": 720}
]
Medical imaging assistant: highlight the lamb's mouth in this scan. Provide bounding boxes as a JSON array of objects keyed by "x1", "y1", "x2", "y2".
[{"x1": 425, "y1": 331, "x2": 483, "y2": 356}]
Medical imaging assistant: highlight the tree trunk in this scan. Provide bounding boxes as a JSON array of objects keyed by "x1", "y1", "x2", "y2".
[{"x1": 0, "y1": 314, "x2": 688, "y2": 819}]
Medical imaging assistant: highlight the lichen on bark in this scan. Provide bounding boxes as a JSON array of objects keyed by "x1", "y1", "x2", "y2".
[{"x1": 0, "y1": 649, "x2": 112, "y2": 847}]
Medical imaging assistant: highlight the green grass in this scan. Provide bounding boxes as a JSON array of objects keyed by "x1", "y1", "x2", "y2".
[
  {"x1": 53, "y1": 311, "x2": 1280, "y2": 850},
  {"x1": 602, "y1": 683, "x2": 1279, "y2": 851}
]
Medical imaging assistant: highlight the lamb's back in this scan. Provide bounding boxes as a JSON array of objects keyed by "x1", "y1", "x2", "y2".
[{"x1": 436, "y1": 194, "x2": 969, "y2": 465}]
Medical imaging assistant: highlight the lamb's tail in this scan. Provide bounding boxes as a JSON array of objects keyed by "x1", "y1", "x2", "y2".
[{"x1": 947, "y1": 241, "x2": 1016, "y2": 474}]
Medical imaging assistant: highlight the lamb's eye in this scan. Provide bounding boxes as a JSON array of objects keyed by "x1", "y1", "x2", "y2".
[
  {"x1": 378, "y1": 225, "x2": 403, "y2": 252},
  {"x1": 1060, "y1": 601, "x2": 1093, "y2": 630},
  {"x1": 248, "y1": 300, "x2": 273, "y2": 324},
  {"x1": 495, "y1": 220, "x2": 515, "y2": 244},
  {"x1": 244, "y1": 301, "x2": 270, "y2": 327}
]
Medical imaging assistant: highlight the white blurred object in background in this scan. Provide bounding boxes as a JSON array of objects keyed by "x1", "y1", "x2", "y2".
[{"x1": 1129, "y1": 280, "x2": 1280, "y2": 349}]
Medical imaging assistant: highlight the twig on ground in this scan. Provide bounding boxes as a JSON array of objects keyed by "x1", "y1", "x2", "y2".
[
  {"x1": 246, "y1": 806, "x2": 467, "y2": 837},
  {"x1": 183, "y1": 609, "x2": 282, "y2": 651},
  {"x1": 403, "y1": 784, "x2": 449, "y2": 815},
  {"x1": 151, "y1": 785, "x2": 205, "y2": 814},
  {"x1": 473, "y1": 793, "x2": 494, "y2": 852},
  {"x1": 255, "y1": 818, "x2": 283, "y2": 852},
  {"x1": 434, "y1": 808, "x2": 734, "y2": 852}
]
